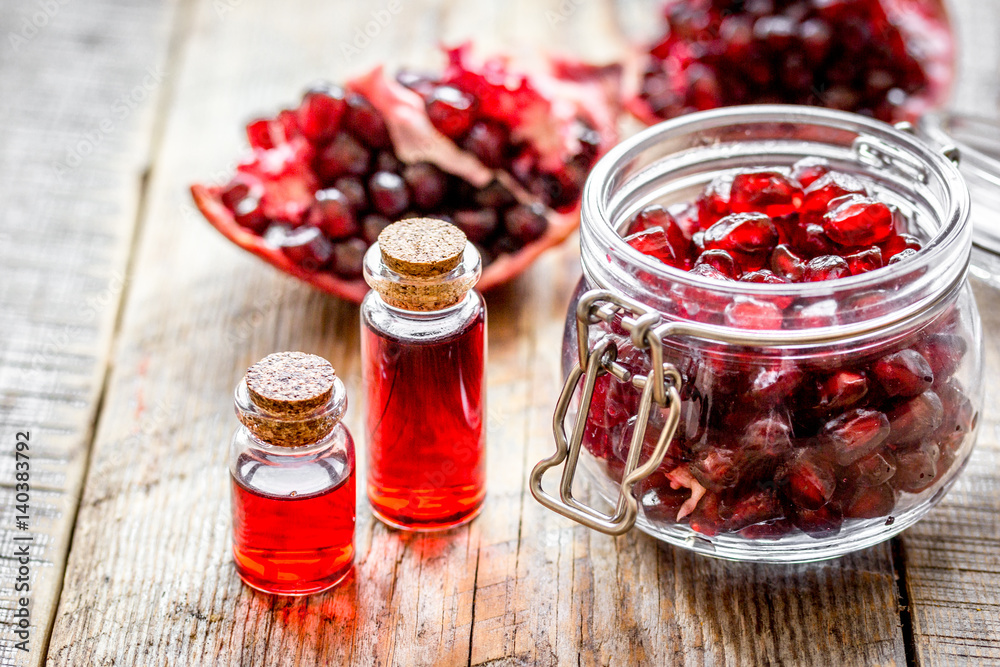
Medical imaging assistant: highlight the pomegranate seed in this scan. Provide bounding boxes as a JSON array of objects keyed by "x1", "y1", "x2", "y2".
[
  {"x1": 305, "y1": 188, "x2": 358, "y2": 239},
  {"x1": 880, "y1": 233, "x2": 922, "y2": 260},
  {"x1": 741, "y1": 412, "x2": 794, "y2": 458},
  {"x1": 504, "y1": 203, "x2": 549, "y2": 246},
  {"x1": 729, "y1": 170, "x2": 803, "y2": 217},
  {"x1": 802, "y1": 255, "x2": 850, "y2": 282},
  {"x1": 823, "y1": 195, "x2": 896, "y2": 246},
  {"x1": 463, "y1": 121, "x2": 508, "y2": 168},
  {"x1": 851, "y1": 451, "x2": 897, "y2": 487},
  {"x1": 784, "y1": 450, "x2": 835, "y2": 510},
  {"x1": 823, "y1": 408, "x2": 890, "y2": 465},
  {"x1": 375, "y1": 152, "x2": 402, "y2": 173},
  {"x1": 278, "y1": 226, "x2": 334, "y2": 270},
  {"x1": 695, "y1": 249, "x2": 738, "y2": 279},
  {"x1": 626, "y1": 227, "x2": 688, "y2": 269},
  {"x1": 801, "y1": 172, "x2": 867, "y2": 216},
  {"x1": 725, "y1": 488, "x2": 784, "y2": 532},
  {"x1": 843, "y1": 483, "x2": 896, "y2": 519},
  {"x1": 688, "y1": 263, "x2": 733, "y2": 282},
  {"x1": 844, "y1": 247, "x2": 883, "y2": 274},
  {"x1": 690, "y1": 449, "x2": 740, "y2": 492},
  {"x1": 770, "y1": 244, "x2": 806, "y2": 281},
  {"x1": 789, "y1": 157, "x2": 831, "y2": 188},
  {"x1": 628, "y1": 205, "x2": 678, "y2": 235},
  {"x1": 747, "y1": 359, "x2": 803, "y2": 406},
  {"x1": 789, "y1": 298, "x2": 839, "y2": 328},
  {"x1": 887, "y1": 390, "x2": 944, "y2": 446},
  {"x1": 740, "y1": 269, "x2": 789, "y2": 287},
  {"x1": 790, "y1": 222, "x2": 837, "y2": 258},
  {"x1": 343, "y1": 93, "x2": 391, "y2": 149},
  {"x1": 297, "y1": 84, "x2": 347, "y2": 144},
  {"x1": 315, "y1": 133, "x2": 371, "y2": 181},
  {"x1": 704, "y1": 212, "x2": 778, "y2": 254},
  {"x1": 425, "y1": 85, "x2": 476, "y2": 139},
  {"x1": 330, "y1": 237, "x2": 367, "y2": 278},
  {"x1": 453, "y1": 209, "x2": 499, "y2": 243},
  {"x1": 724, "y1": 297, "x2": 784, "y2": 330},
  {"x1": 793, "y1": 503, "x2": 843, "y2": 537},
  {"x1": 696, "y1": 173, "x2": 734, "y2": 228},
  {"x1": 246, "y1": 118, "x2": 276, "y2": 150},
  {"x1": 474, "y1": 181, "x2": 516, "y2": 209},
  {"x1": 933, "y1": 380, "x2": 975, "y2": 440},
  {"x1": 402, "y1": 162, "x2": 448, "y2": 210},
  {"x1": 815, "y1": 370, "x2": 868, "y2": 411},
  {"x1": 689, "y1": 492, "x2": 725, "y2": 537},
  {"x1": 740, "y1": 519, "x2": 794, "y2": 540},
  {"x1": 888, "y1": 248, "x2": 919, "y2": 265},
  {"x1": 333, "y1": 176, "x2": 367, "y2": 211},
  {"x1": 916, "y1": 333, "x2": 967, "y2": 381},
  {"x1": 892, "y1": 442, "x2": 941, "y2": 493},
  {"x1": 368, "y1": 171, "x2": 410, "y2": 217},
  {"x1": 362, "y1": 214, "x2": 392, "y2": 245},
  {"x1": 872, "y1": 349, "x2": 934, "y2": 397},
  {"x1": 222, "y1": 180, "x2": 269, "y2": 233}
]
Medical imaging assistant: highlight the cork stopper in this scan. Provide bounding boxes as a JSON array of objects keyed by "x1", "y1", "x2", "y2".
[
  {"x1": 237, "y1": 352, "x2": 343, "y2": 447},
  {"x1": 369, "y1": 218, "x2": 478, "y2": 311},
  {"x1": 378, "y1": 218, "x2": 466, "y2": 277}
]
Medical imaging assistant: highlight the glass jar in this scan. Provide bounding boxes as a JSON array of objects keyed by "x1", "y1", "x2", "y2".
[{"x1": 531, "y1": 105, "x2": 983, "y2": 562}]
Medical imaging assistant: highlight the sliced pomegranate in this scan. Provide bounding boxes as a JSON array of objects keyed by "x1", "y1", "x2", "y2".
[
  {"x1": 628, "y1": 0, "x2": 953, "y2": 124},
  {"x1": 192, "y1": 45, "x2": 621, "y2": 302}
]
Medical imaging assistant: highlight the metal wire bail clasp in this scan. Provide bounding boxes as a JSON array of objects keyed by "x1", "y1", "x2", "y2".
[{"x1": 529, "y1": 290, "x2": 682, "y2": 535}]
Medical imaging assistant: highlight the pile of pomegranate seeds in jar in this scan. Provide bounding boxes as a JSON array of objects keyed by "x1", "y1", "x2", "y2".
[
  {"x1": 624, "y1": 158, "x2": 920, "y2": 291},
  {"x1": 630, "y1": 0, "x2": 953, "y2": 123},
  {"x1": 191, "y1": 45, "x2": 621, "y2": 302},
  {"x1": 577, "y1": 157, "x2": 977, "y2": 541}
]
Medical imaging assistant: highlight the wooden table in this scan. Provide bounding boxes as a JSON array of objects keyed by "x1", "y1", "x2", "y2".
[{"x1": 2, "y1": 0, "x2": 998, "y2": 664}]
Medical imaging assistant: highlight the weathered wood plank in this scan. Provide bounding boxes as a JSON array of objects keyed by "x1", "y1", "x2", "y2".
[
  {"x1": 896, "y1": 1, "x2": 1000, "y2": 663},
  {"x1": 0, "y1": 1, "x2": 179, "y2": 666}
]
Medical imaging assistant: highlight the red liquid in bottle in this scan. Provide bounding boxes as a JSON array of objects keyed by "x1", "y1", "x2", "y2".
[
  {"x1": 363, "y1": 302, "x2": 486, "y2": 530},
  {"x1": 231, "y1": 448, "x2": 355, "y2": 595}
]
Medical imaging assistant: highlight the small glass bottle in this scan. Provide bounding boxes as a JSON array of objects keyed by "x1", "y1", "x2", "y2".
[
  {"x1": 361, "y1": 218, "x2": 487, "y2": 531},
  {"x1": 230, "y1": 351, "x2": 355, "y2": 595}
]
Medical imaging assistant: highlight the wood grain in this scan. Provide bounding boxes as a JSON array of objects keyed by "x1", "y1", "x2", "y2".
[
  {"x1": 0, "y1": 1, "x2": 179, "y2": 665},
  {"x1": 34, "y1": 0, "x2": 1000, "y2": 665}
]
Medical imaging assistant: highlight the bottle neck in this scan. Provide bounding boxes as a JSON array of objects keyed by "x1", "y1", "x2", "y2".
[
  {"x1": 363, "y1": 241, "x2": 482, "y2": 312},
  {"x1": 234, "y1": 378, "x2": 348, "y2": 448}
]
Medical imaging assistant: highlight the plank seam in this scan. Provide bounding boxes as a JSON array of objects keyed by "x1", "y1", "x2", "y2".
[{"x1": 892, "y1": 537, "x2": 919, "y2": 667}]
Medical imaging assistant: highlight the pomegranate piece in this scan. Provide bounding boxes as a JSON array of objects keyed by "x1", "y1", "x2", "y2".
[
  {"x1": 915, "y1": 333, "x2": 967, "y2": 379},
  {"x1": 886, "y1": 390, "x2": 944, "y2": 446},
  {"x1": 790, "y1": 157, "x2": 832, "y2": 189},
  {"x1": 747, "y1": 359, "x2": 803, "y2": 407},
  {"x1": 844, "y1": 247, "x2": 883, "y2": 275},
  {"x1": 892, "y1": 443, "x2": 941, "y2": 493},
  {"x1": 881, "y1": 233, "x2": 922, "y2": 260},
  {"x1": 793, "y1": 503, "x2": 843, "y2": 538},
  {"x1": 801, "y1": 172, "x2": 868, "y2": 217},
  {"x1": 297, "y1": 85, "x2": 347, "y2": 144},
  {"x1": 305, "y1": 188, "x2": 358, "y2": 239},
  {"x1": 695, "y1": 249, "x2": 738, "y2": 279},
  {"x1": 822, "y1": 195, "x2": 896, "y2": 247},
  {"x1": 844, "y1": 483, "x2": 897, "y2": 519},
  {"x1": 850, "y1": 452, "x2": 897, "y2": 488},
  {"x1": 725, "y1": 488, "x2": 784, "y2": 533},
  {"x1": 729, "y1": 170, "x2": 803, "y2": 217},
  {"x1": 626, "y1": 227, "x2": 688, "y2": 269},
  {"x1": 276, "y1": 225, "x2": 333, "y2": 269},
  {"x1": 815, "y1": 370, "x2": 868, "y2": 412},
  {"x1": 872, "y1": 349, "x2": 934, "y2": 397},
  {"x1": 770, "y1": 244, "x2": 806, "y2": 281},
  {"x1": 824, "y1": 408, "x2": 891, "y2": 466},
  {"x1": 630, "y1": 0, "x2": 953, "y2": 124},
  {"x1": 192, "y1": 45, "x2": 622, "y2": 302},
  {"x1": 802, "y1": 255, "x2": 850, "y2": 282},
  {"x1": 703, "y1": 212, "x2": 778, "y2": 255},
  {"x1": 784, "y1": 450, "x2": 836, "y2": 510},
  {"x1": 724, "y1": 297, "x2": 784, "y2": 330}
]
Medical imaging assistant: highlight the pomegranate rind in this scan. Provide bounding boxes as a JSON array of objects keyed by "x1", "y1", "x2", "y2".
[{"x1": 192, "y1": 48, "x2": 620, "y2": 303}]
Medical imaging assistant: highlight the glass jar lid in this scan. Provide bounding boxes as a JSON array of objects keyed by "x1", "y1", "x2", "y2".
[{"x1": 920, "y1": 112, "x2": 1000, "y2": 274}]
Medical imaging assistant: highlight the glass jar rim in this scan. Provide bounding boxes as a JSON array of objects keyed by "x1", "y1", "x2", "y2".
[{"x1": 582, "y1": 105, "x2": 971, "y2": 300}]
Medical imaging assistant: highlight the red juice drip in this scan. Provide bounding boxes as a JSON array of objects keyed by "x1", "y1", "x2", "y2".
[
  {"x1": 231, "y1": 449, "x2": 355, "y2": 595},
  {"x1": 363, "y1": 305, "x2": 486, "y2": 530}
]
